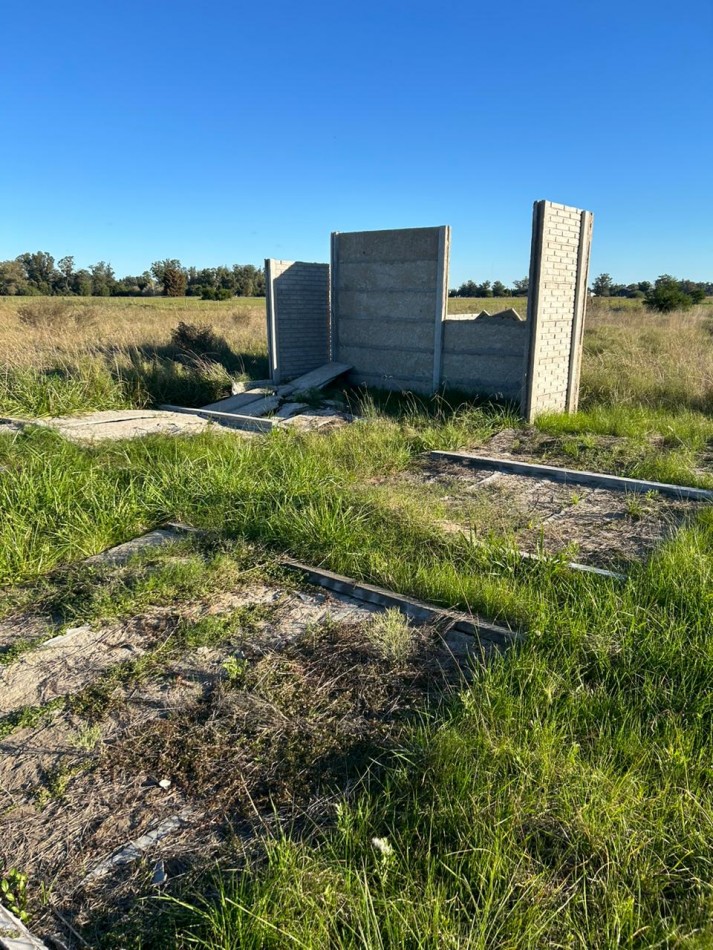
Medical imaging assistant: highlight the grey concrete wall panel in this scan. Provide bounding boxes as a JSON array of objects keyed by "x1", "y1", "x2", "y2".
[
  {"x1": 523, "y1": 201, "x2": 594, "y2": 421},
  {"x1": 441, "y1": 314, "x2": 528, "y2": 401},
  {"x1": 332, "y1": 226, "x2": 450, "y2": 394},
  {"x1": 265, "y1": 259, "x2": 330, "y2": 384}
]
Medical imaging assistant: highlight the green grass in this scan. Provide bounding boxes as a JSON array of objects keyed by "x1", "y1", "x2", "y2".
[{"x1": 2, "y1": 301, "x2": 713, "y2": 947}]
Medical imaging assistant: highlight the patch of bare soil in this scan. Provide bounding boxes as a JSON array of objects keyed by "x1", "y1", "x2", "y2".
[
  {"x1": 0, "y1": 580, "x2": 462, "y2": 948},
  {"x1": 412, "y1": 459, "x2": 701, "y2": 571}
]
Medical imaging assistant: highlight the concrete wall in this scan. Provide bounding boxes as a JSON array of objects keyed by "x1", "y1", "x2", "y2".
[
  {"x1": 331, "y1": 226, "x2": 450, "y2": 393},
  {"x1": 523, "y1": 201, "x2": 594, "y2": 421},
  {"x1": 265, "y1": 259, "x2": 330, "y2": 383},
  {"x1": 442, "y1": 309, "x2": 528, "y2": 399}
]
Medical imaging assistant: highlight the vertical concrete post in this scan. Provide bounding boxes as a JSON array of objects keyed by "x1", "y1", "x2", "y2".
[
  {"x1": 566, "y1": 210, "x2": 594, "y2": 413},
  {"x1": 432, "y1": 225, "x2": 451, "y2": 391},
  {"x1": 330, "y1": 231, "x2": 340, "y2": 363},
  {"x1": 522, "y1": 200, "x2": 594, "y2": 422},
  {"x1": 265, "y1": 258, "x2": 280, "y2": 382}
]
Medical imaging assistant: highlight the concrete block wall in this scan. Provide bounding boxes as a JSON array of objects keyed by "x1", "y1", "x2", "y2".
[
  {"x1": 442, "y1": 310, "x2": 528, "y2": 399},
  {"x1": 265, "y1": 259, "x2": 330, "y2": 383},
  {"x1": 331, "y1": 226, "x2": 450, "y2": 393},
  {"x1": 523, "y1": 201, "x2": 594, "y2": 421}
]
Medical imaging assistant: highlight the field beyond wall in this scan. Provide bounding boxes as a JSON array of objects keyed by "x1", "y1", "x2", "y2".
[{"x1": 1, "y1": 294, "x2": 713, "y2": 948}]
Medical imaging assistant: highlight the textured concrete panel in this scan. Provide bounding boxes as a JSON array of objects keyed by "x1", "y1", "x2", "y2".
[
  {"x1": 339, "y1": 317, "x2": 435, "y2": 350},
  {"x1": 338, "y1": 344, "x2": 434, "y2": 381},
  {"x1": 337, "y1": 260, "x2": 439, "y2": 293},
  {"x1": 337, "y1": 227, "x2": 441, "y2": 263},
  {"x1": 337, "y1": 290, "x2": 437, "y2": 321},
  {"x1": 266, "y1": 260, "x2": 330, "y2": 383},
  {"x1": 332, "y1": 226, "x2": 450, "y2": 394},
  {"x1": 443, "y1": 317, "x2": 528, "y2": 354},
  {"x1": 523, "y1": 201, "x2": 593, "y2": 421}
]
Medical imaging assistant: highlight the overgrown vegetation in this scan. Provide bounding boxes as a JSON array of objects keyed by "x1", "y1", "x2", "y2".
[{"x1": 1, "y1": 296, "x2": 713, "y2": 946}]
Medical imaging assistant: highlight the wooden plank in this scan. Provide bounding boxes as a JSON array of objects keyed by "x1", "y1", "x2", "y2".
[
  {"x1": 158, "y1": 405, "x2": 277, "y2": 433},
  {"x1": 430, "y1": 451, "x2": 713, "y2": 502},
  {"x1": 281, "y1": 557, "x2": 520, "y2": 649}
]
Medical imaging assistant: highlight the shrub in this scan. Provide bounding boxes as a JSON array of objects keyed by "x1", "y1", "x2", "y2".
[
  {"x1": 644, "y1": 277, "x2": 693, "y2": 313},
  {"x1": 170, "y1": 322, "x2": 224, "y2": 359}
]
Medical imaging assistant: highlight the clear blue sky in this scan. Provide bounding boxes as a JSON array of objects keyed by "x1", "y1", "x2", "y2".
[{"x1": 1, "y1": 0, "x2": 711, "y2": 286}]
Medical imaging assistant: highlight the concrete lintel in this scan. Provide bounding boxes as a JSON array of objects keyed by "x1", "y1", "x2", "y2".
[
  {"x1": 430, "y1": 451, "x2": 713, "y2": 502},
  {"x1": 281, "y1": 557, "x2": 520, "y2": 648}
]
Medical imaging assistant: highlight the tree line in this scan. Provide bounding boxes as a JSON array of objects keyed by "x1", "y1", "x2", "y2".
[
  {"x1": 0, "y1": 253, "x2": 266, "y2": 298},
  {"x1": 449, "y1": 273, "x2": 711, "y2": 309}
]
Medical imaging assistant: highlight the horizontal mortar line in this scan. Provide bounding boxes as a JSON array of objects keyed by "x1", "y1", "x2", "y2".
[
  {"x1": 429, "y1": 452, "x2": 713, "y2": 502},
  {"x1": 442, "y1": 349, "x2": 525, "y2": 357},
  {"x1": 337, "y1": 289, "x2": 436, "y2": 296},
  {"x1": 281, "y1": 558, "x2": 520, "y2": 648},
  {"x1": 337, "y1": 258, "x2": 439, "y2": 266},
  {"x1": 340, "y1": 342, "x2": 433, "y2": 355}
]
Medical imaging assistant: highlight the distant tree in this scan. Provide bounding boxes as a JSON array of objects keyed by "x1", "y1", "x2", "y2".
[
  {"x1": 0, "y1": 260, "x2": 31, "y2": 295},
  {"x1": 512, "y1": 277, "x2": 529, "y2": 297},
  {"x1": 89, "y1": 261, "x2": 116, "y2": 296},
  {"x1": 16, "y1": 251, "x2": 56, "y2": 294},
  {"x1": 644, "y1": 275, "x2": 694, "y2": 313},
  {"x1": 151, "y1": 259, "x2": 187, "y2": 297},
  {"x1": 72, "y1": 269, "x2": 93, "y2": 296},
  {"x1": 591, "y1": 273, "x2": 614, "y2": 296},
  {"x1": 56, "y1": 256, "x2": 75, "y2": 295},
  {"x1": 477, "y1": 280, "x2": 493, "y2": 297},
  {"x1": 492, "y1": 280, "x2": 509, "y2": 297}
]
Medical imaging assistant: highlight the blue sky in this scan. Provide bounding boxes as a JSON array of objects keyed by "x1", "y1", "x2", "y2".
[{"x1": 1, "y1": 0, "x2": 711, "y2": 286}]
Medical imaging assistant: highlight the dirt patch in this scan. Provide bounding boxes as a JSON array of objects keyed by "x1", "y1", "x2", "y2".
[
  {"x1": 0, "y1": 581, "x2": 462, "y2": 947},
  {"x1": 404, "y1": 458, "x2": 701, "y2": 571}
]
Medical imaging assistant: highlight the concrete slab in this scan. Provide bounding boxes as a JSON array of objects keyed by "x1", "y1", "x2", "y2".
[
  {"x1": 280, "y1": 362, "x2": 352, "y2": 395},
  {"x1": 201, "y1": 388, "x2": 275, "y2": 413},
  {"x1": 233, "y1": 395, "x2": 281, "y2": 417},
  {"x1": 159, "y1": 404, "x2": 276, "y2": 432},
  {"x1": 0, "y1": 905, "x2": 49, "y2": 950},
  {"x1": 84, "y1": 524, "x2": 198, "y2": 567},
  {"x1": 274, "y1": 402, "x2": 309, "y2": 419},
  {"x1": 24, "y1": 410, "x2": 211, "y2": 443}
]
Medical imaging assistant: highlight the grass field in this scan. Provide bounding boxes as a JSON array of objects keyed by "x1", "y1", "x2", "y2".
[{"x1": 1, "y1": 295, "x2": 713, "y2": 947}]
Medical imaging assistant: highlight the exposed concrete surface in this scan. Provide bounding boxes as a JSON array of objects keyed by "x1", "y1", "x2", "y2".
[
  {"x1": 84, "y1": 524, "x2": 198, "y2": 567},
  {"x1": 430, "y1": 451, "x2": 713, "y2": 501},
  {"x1": 0, "y1": 905, "x2": 49, "y2": 950},
  {"x1": 332, "y1": 227, "x2": 449, "y2": 394},
  {"x1": 16, "y1": 410, "x2": 212, "y2": 442}
]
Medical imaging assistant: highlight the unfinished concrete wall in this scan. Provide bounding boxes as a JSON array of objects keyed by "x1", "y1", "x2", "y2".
[
  {"x1": 442, "y1": 309, "x2": 528, "y2": 400},
  {"x1": 265, "y1": 259, "x2": 330, "y2": 383},
  {"x1": 523, "y1": 201, "x2": 594, "y2": 421},
  {"x1": 331, "y1": 226, "x2": 450, "y2": 393}
]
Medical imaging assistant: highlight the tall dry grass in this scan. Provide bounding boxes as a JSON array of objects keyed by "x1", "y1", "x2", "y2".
[
  {"x1": 0, "y1": 296, "x2": 268, "y2": 415},
  {"x1": 582, "y1": 300, "x2": 713, "y2": 412}
]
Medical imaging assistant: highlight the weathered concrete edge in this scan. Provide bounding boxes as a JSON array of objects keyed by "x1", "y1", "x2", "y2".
[
  {"x1": 158, "y1": 405, "x2": 277, "y2": 432},
  {"x1": 281, "y1": 558, "x2": 521, "y2": 648},
  {"x1": 0, "y1": 903, "x2": 49, "y2": 950},
  {"x1": 430, "y1": 451, "x2": 713, "y2": 502}
]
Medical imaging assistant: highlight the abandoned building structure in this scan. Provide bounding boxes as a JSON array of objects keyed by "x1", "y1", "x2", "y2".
[{"x1": 265, "y1": 199, "x2": 594, "y2": 421}]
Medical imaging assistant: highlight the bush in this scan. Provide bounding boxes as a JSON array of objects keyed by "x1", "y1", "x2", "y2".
[
  {"x1": 644, "y1": 277, "x2": 694, "y2": 314},
  {"x1": 170, "y1": 321, "x2": 224, "y2": 357}
]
